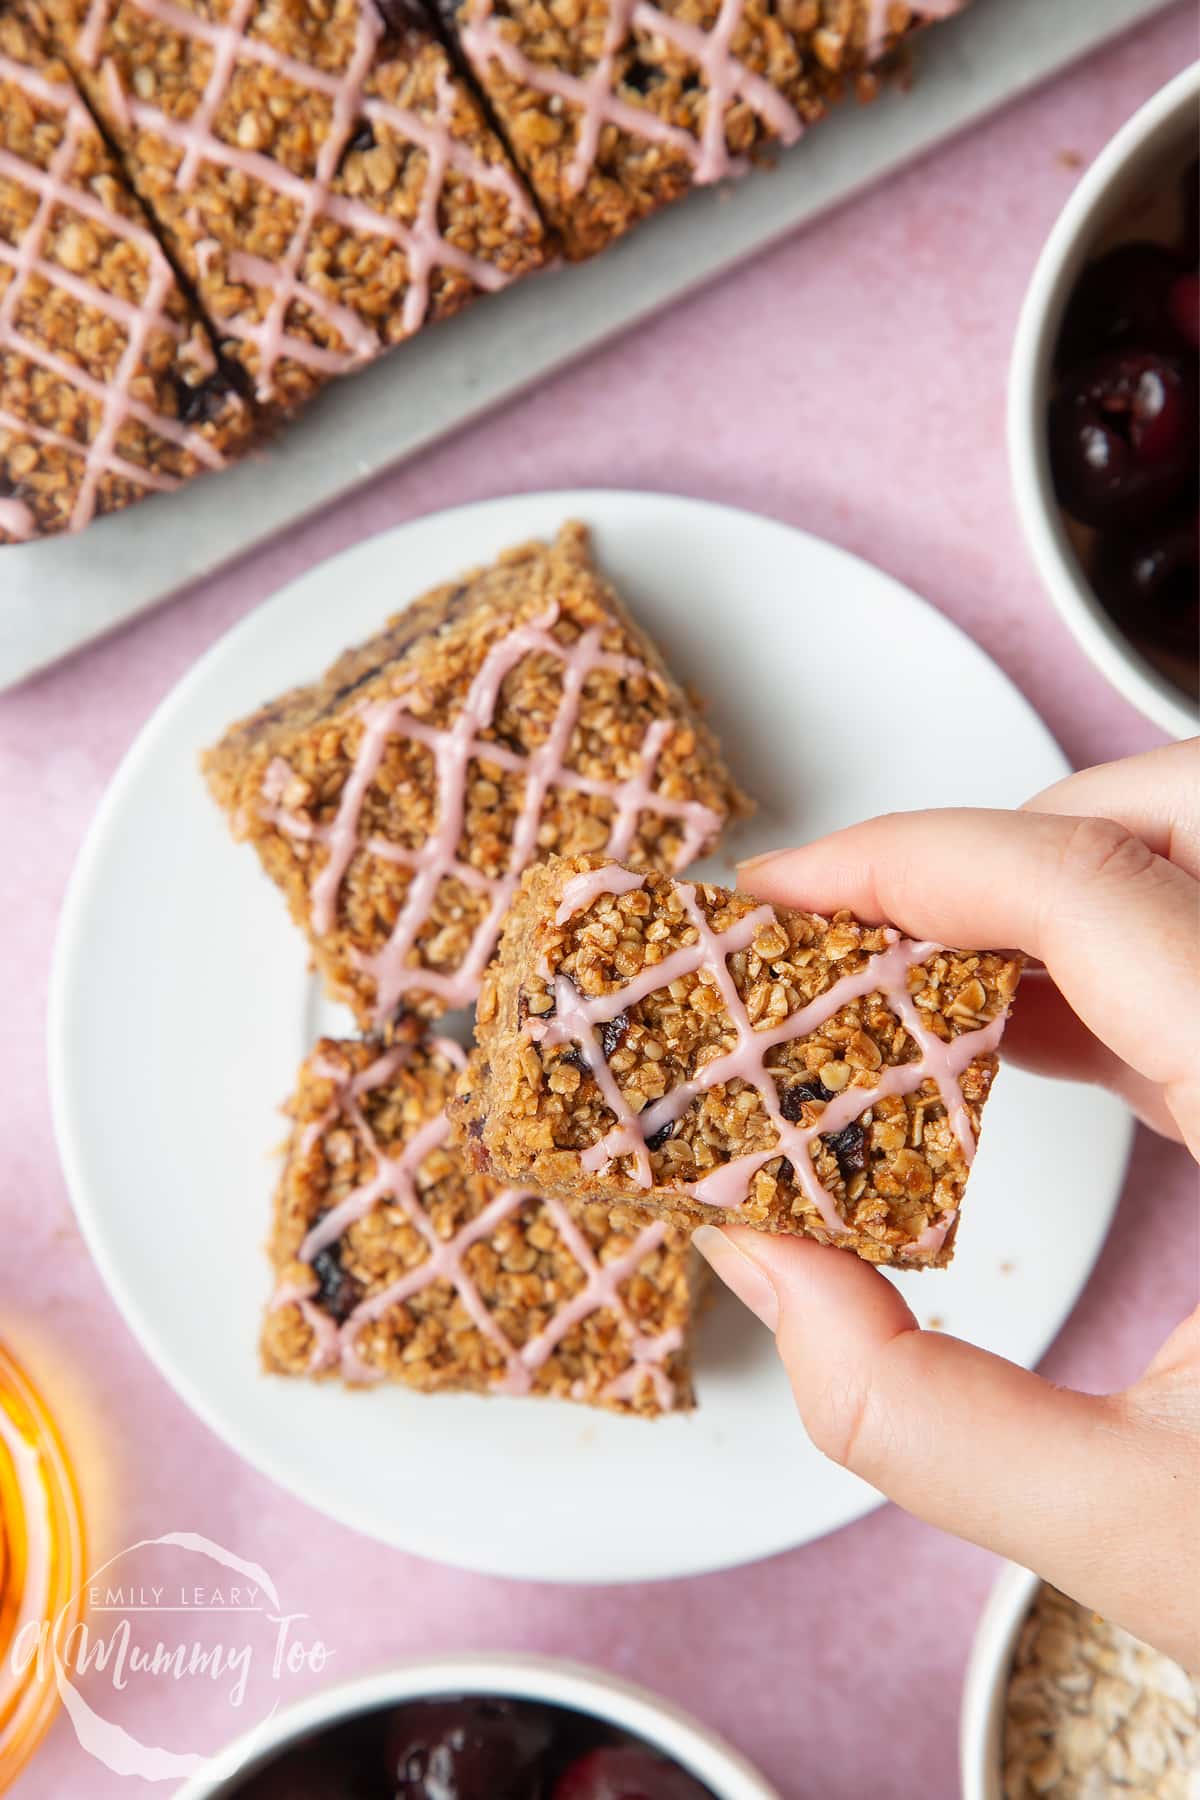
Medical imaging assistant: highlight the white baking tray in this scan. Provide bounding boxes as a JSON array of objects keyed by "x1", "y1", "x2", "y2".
[{"x1": 0, "y1": 0, "x2": 1171, "y2": 689}]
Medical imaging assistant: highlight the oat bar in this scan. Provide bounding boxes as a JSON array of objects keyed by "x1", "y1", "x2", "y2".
[
  {"x1": 439, "y1": 0, "x2": 966, "y2": 258},
  {"x1": 0, "y1": 9, "x2": 251, "y2": 541},
  {"x1": 264, "y1": 1031, "x2": 701, "y2": 1414},
  {"x1": 456, "y1": 855, "x2": 1020, "y2": 1266},
  {"x1": 39, "y1": 0, "x2": 544, "y2": 411},
  {"x1": 202, "y1": 522, "x2": 749, "y2": 1026}
]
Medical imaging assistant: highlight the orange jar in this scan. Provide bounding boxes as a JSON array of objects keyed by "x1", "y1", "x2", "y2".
[{"x1": 0, "y1": 1344, "x2": 85, "y2": 1792}]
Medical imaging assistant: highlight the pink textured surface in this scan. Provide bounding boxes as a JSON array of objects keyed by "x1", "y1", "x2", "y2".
[{"x1": 3, "y1": 10, "x2": 1197, "y2": 1795}]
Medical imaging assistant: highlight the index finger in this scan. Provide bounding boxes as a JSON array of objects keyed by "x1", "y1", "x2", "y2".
[
  {"x1": 738, "y1": 807, "x2": 1200, "y2": 1119},
  {"x1": 1024, "y1": 740, "x2": 1200, "y2": 880}
]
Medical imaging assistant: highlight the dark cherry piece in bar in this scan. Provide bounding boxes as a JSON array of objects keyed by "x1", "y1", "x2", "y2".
[{"x1": 310, "y1": 1241, "x2": 362, "y2": 1324}]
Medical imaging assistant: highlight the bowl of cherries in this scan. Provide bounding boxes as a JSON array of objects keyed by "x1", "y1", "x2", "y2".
[
  {"x1": 1009, "y1": 62, "x2": 1199, "y2": 738},
  {"x1": 174, "y1": 1655, "x2": 779, "y2": 1800}
]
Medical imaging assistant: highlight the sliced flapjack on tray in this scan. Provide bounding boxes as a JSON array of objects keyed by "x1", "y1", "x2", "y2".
[
  {"x1": 0, "y1": 7, "x2": 252, "y2": 541},
  {"x1": 436, "y1": 0, "x2": 966, "y2": 257},
  {"x1": 38, "y1": 0, "x2": 545, "y2": 412}
]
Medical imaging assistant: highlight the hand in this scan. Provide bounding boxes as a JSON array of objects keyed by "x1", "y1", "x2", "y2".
[{"x1": 693, "y1": 740, "x2": 1200, "y2": 1666}]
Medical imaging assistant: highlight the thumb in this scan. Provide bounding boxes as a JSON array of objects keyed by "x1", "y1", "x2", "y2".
[{"x1": 693, "y1": 1225, "x2": 1197, "y2": 1661}]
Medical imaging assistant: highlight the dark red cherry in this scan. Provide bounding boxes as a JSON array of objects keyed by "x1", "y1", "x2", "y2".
[
  {"x1": 1093, "y1": 510, "x2": 1200, "y2": 658},
  {"x1": 233, "y1": 1745, "x2": 367, "y2": 1799},
  {"x1": 384, "y1": 1696, "x2": 553, "y2": 1800},
  {"x1": 1180, "y1": 157, "x2": 1199, "y2": 265},
  {"x1": 551, "y1": 1746, "x2": 713, "y2": 1800},
  {"x1": 822, "y1": 1120, "x2": 866, "y2": 1181},
  {"x1": 1049, "y1": 348, "x2": 1196, "y2": 527},
  {"x1": 1168, "y1": 273, "x2": 1200, "y2": 349},
  {"x1": 1056, "y1": 242, "x2": 1184, "y2": 363}
]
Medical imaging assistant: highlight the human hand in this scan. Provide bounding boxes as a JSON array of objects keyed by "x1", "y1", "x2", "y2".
[{"x1": 693, "y1": 740, "x2": 1200, "y2": 1666}]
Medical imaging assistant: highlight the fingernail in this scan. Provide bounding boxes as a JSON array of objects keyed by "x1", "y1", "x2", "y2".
[
  {"x1": 692, "y1": 1226, "x2": 780, "y2": 1332},
  {"x1": 735, "y1": 849, "x2": 785, "y2": 878}
]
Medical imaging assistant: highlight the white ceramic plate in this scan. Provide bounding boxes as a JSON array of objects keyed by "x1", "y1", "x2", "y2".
[{"x1": 49, "y1": 490, "x2": 1133, "y2": 1584}]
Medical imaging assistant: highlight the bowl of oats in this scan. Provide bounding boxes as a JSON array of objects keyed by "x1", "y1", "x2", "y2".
[{"x1": 960, "y1": 1562, "x2": 1200, "y2": 1799}]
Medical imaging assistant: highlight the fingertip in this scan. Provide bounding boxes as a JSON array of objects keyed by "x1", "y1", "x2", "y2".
[
  {"x1": 692, "y1": 1224, "x2": 780, "y2": 1330},
  {"x1": 719, "y1": 1232, "x2": 922, "y2": 1473},
  {"x1": 735, "y1": 847, "x2": 818, "y2": 905},
  {"x1": 736, "y1": 840, "x2": 886, "y2": 921},
  {"x1": 695, "y1": 1223, "x2": 909, "y2": 1348},
  {"x1": 734, "y1": 848, "x2": 790, "y2": 878},
  {"x1": 720, "y1": 1227, "x2": 917, "y2": 1349}
]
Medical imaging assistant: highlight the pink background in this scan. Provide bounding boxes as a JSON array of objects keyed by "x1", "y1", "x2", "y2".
[{"x1": 3, "y1": 8, "x2": 1197, "y2": 1794}]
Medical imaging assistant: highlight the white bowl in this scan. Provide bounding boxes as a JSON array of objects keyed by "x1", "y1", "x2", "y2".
[
  {"x1": 1008, "y1": 61, "x2": 1200, "y2": 740},
  {"x1": 174, "y1": 1653, "x2": 781, "y2": 1799},
  {"x1": 959, "y1": 1562, "x2": 1041, "y2": 1800}
]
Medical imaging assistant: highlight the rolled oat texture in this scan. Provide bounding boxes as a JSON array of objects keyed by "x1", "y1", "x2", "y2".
[
  {"x1": 1003, "y1": 1583, "x2": 1199, "y2": 1799},
  {"x1": 39, "y1": 0, "x2": 544, "y2": 411},
  {"x1": 443, "y1": 0, "x2": 967, "y2": 257},
  {"x1": 202, "y1": 521, "x2": 749, "y2": 1025},
  {"x1": 456, "y1": 853, "x2": 1020, "y2": 1265},
  {"x1": 264, "y1": 1029, "x2": 702, "y2": 1415},
  {"x1": 0, "y1": 8, "x2": 252, "y2": 540}
]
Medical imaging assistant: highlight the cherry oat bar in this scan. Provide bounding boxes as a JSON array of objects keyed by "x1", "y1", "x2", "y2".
[
  {"x1": 202, "y1": 522, "x2": 749, "y2": 1027},
  {"x1": 264, "y1": 1031, "x2": 701, "y2": 1414},
  {"x1": 439, "y1": 0, "x2": 965, "y2": 258},
  {"x1": 0, "y1": 9, "x2": 251, "y2": 541},
  {"x1": 38, "y1": 0, "x2": 543, "y2": 412},
  {"x1": 455, "y1": 855, "x2": 1020, "y2": 1267}
]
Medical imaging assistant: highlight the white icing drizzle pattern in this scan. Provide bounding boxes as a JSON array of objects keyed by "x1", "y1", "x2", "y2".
[
  {"x1": 533, "y1": 868, "x2": 1009, "y2": 1256},
  {"x1": 259, "y1": 602, "x2": 725, "y2": 1022},
  {"x1": 0, "y1": 51, "x2": 231, "y2": 534},
  {"x1": 272, "y1": 1040, "x2": 684, "y2": 1408},
  {"x1": 76, "y1": 0, "x2": 536, "y2": 400},
  {"x1": 460, "y1": 0, "x2": 803, "y2": 195},
  {"x1": 863, "y1": 0, "x2": 964, "y2": 62}
]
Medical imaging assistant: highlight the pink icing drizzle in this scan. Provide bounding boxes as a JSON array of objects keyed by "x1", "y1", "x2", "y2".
[
  {"x1": 460, "y1": 0, "x2": 802, "y2": 194},
  {"x1": 534, "y1": 869, "x2": 1009, "y2": 1253},
  {"x1": 259, "y1": 603, "x2": 724, "y2": 1021},
  {"x1": 297, "y1": 1040, "x2": 414, "y2": 1157},
  {"x1": 78, "y1": 0, "x2": 534, "y2": 399},
  {"x1": 863, "y1": 0, "x2": 964, "y2": 61},
  {"x1": 270, "y1": 1040, "x2": 682, "y2": 1407},
  {"x1": 555, "y1": 861, "x2": 646, "y2": 925},
  {"x1": 76, "y1": 0, "x2": 110, "y2": 69},
  {"x1": 0, "y1": 51, "x2": 232, "y2": 532},
  {"x1": 99, "y1": 55, "x2": 130, "y2": 133}
]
